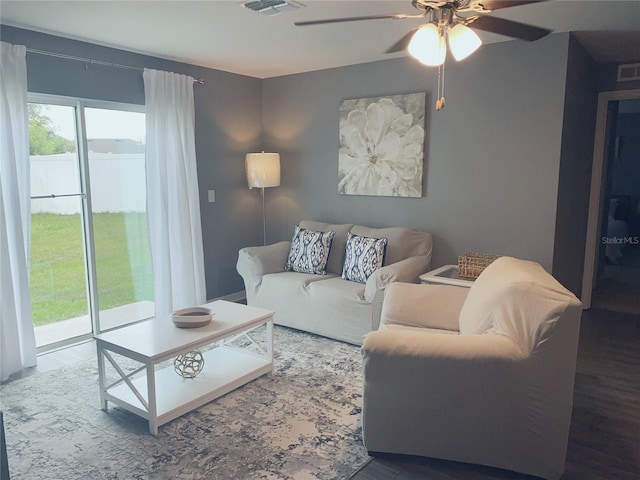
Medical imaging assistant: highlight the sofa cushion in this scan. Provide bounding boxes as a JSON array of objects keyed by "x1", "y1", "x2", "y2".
[
  {"x1": 285, "y1": 225, "x2": 335, "y2": 275},
  {"x1": 381, "y1": 283, "x2": 467, "y2": 331},
  {"x1": 299, "y1": 220, "x2": 353, "y2": 275},
  {"x1": 342, "y1": 233, "x2": 387, "y2": 283},
  {"x1": 458, "y1": 256, "x2": 581, "y2": 353},
  {"x1": 254, "y1": 273, "x2": 375, "y2": 345},
  {"x1": 350, "y1": 225, "x2": 432, "y2": 266}
]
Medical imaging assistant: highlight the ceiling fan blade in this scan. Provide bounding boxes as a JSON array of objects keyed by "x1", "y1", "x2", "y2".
[
  {"x1": 295, "y1": 14, "x2": 402, "y2": 27},
  {"x1": 468, "y1": 15, "x2": 551, "y2": 41},
  {"x1": 295, "y1": 10, "x2": 427, "y2": 27},
  {"x1": 385, "y1": 29, "x2": 418, "y2": 54},
  {"x1": 473, "y1": 0, "x2": 547, "y2": 11}
]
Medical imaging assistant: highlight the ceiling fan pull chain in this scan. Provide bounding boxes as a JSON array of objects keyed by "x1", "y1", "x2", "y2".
[
  {"x1": 436, "y1": 61, "x2": 445, "y2": 111},
  {"x1": 441, "y1": 60, "x2": 446, "y2": 109},
  {"x1": 436, "y1": 64, "x2": 441, "y2": 110}
]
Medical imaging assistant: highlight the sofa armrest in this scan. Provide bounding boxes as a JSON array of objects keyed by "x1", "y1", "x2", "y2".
[
  {"x1": 237, "y1": 241, "x2": 291, "y2": 302},
  {"x1": 361, "y1": 330, "x2": 570, "y2": 480},
  {"x1": 361, "y1": 329, "x2": 528, "y2": 454},
  {"x1": 363, "y1": 255, "x2": 430, "y2": 302},
  {"x1": 362, "y1": 329, "x2": 526, "y2": 427},
  {"x1": 362, "y1": 328, "x2": 524, "y2": 362},
  {"x1": 237, "y1": 241, "x2": 290, "y2": 278}
]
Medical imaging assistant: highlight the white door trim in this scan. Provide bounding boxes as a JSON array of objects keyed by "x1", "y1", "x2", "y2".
[{"x1": 581, "y1": 89, "x2": 640, "y2": 308}]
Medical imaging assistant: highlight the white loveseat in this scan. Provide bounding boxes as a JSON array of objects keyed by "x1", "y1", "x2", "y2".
[
  {"x1": 361, "y1": 256, "x2": 583, "y2": 480},
  {"x1": 236, "y1": 220, "x2": 433, "y2": 345}
]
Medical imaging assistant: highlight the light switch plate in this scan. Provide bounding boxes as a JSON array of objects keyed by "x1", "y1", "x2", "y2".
[{"x1": 208, "y1": 190, "x2": 215, "y2": 203}]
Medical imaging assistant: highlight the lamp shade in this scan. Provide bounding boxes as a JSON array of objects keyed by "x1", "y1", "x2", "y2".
[
  {"x1": 246, "y1": 152, "x2": 281, "y2": 188},
  {"x1": 448, "y1": 24, "x2": 482, "y2": 61},
  {"x1": 408, "y1": 24, "x2": 446, "y2": 66}
]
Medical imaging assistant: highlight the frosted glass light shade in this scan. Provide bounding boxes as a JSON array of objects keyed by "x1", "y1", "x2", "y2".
[
  {"x1": 448, "y1": 24, "x2": 482, "y2": 61},
  {"x1": 246, "y1": 152, "x2": 281, "y2": 188},
  {"x1": 408, "y1": 24, "x2": 446, "y2": 66}
]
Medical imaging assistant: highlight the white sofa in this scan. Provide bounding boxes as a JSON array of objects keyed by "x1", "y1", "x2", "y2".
[
  {"x1": 362, "y1": 256, "x2": 583, "y2": 480},
  {"x1": 236, "y1": 220, "x2": 433, "y2": 345}
]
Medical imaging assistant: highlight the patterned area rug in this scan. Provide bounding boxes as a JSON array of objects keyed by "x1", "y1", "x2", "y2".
[{"x1": 1, "y1": 326, "x2": 369, "y2": 480}]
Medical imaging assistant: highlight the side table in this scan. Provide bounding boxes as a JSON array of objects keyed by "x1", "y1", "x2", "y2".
[{"x1": 419, "y1": 265, "x2": 475, "y2": 288}]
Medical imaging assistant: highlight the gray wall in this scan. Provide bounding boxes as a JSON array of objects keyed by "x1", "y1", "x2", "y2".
[
  {"x1": 1, "y1": 25, "x2": 262, "y2": 299},
  {"x1": 7, "y1": 24, "x2": 626, "y2": 297},
  {"x1": 262, "y1": 33, "x2": 572, "y2": 271},
  {"x1": 552, "y1": 35, "x2": 598, "y2": 295}
]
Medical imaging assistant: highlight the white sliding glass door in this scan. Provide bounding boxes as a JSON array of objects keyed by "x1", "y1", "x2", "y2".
[
  {"x1": 29, "y1": 103, "x2": 92, "y2": 346},
  {"x1": 85, "y1": 107, "x2": 154, "y2": 331},
  {"x1": 28, "y1": 96, "x2": 154, "y2": 351}
]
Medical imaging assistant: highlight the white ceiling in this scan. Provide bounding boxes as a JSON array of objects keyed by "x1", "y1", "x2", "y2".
[{"x1": 2, "y1": 0, "x2": 640, "y2": 78}]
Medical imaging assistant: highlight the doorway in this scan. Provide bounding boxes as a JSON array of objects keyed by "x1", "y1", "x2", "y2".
[
  {"x1": 28, "y1": 95, "x2": 154, "y2": 351},
  {"x1": 582, "y1": 90, "x2": 640, "y2": 314}
]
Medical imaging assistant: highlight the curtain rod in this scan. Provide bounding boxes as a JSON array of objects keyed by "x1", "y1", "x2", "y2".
[{"x1": 25, "y1": 48, "x2": 205, "y2": 84}]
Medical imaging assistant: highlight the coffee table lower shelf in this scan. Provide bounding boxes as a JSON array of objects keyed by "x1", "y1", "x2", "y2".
[
  {"x1": 105, "y1": 345, "x2": 273, "y2": 436},
  {"x1": 105, "y1": 347, "x2": 271, "y2": 432}
]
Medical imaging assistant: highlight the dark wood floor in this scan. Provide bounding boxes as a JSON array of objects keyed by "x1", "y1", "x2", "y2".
[{"x1": 349, "y1": 308, "x2": 640, "y2": 480}]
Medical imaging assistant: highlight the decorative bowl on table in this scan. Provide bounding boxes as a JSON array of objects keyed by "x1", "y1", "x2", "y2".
[{"x1": 171, "y1": 307, "x2": 213, "y2": 328}]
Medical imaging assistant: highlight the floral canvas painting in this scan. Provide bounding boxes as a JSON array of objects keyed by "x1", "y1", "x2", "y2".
[{"x1": 338, "y1": 93, "x2": 425, "y2": 197}]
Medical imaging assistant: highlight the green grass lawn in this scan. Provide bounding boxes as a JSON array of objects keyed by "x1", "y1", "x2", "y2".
[{"x1": 30, "y1": 212, "x2": 154, "y2": 326}]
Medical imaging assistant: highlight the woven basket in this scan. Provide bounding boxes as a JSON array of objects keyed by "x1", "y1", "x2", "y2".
[{"x1": 458, "y1": 253, "x2": 501, "y2": 279}]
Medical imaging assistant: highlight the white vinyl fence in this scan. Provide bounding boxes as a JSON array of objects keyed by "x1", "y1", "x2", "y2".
[{"x1": 30, "y1": 153, "x2": 146, "y2": 214}]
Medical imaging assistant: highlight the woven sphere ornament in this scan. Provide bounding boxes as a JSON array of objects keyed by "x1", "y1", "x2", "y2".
[{"x1": 173, "y1": 350, "x2": 205, "y2": 378}]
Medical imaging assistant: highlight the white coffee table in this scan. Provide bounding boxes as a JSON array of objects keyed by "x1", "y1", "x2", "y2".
[{"x1": 94, "y1": 300, "x2": 274, "y2": 434}]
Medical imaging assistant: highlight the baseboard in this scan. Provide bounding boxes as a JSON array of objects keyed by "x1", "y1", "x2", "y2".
[
  {"x1": 346, "y1": 456, "x2": 374, "y2": 479},
  {"x1": 208, "y1": 291, "x2": 246, "y2": 304}
]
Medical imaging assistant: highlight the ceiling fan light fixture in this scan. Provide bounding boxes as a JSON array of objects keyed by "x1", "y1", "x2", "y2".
[
  {"x1": 448, "y1": 23, "x2": 482, "y2": 61},
  {"x1": 408, "y1": 24, "x2": 446, "y2": 66}
]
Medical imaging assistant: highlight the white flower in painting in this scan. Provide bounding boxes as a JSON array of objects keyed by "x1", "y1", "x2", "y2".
[{"x1": 338, "y1": 97, "x2": 424, "y2": 197}]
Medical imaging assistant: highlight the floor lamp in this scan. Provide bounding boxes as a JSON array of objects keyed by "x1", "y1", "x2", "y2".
[{"x1": 246, "y1": 152, "x2": 280, "y2": 245}]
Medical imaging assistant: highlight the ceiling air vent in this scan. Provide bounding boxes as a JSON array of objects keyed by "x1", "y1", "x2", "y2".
[
  {"x1": 617, "y1": 63, "x2": 640, "y2": 82},
  {"x1": 241, "y1": 0, "x2": 303, "y2": 16}
]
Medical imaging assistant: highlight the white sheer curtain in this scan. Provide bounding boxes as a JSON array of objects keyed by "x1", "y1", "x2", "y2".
[
  {"x1": 143, "y1": 69, "x2": 206, "y2": 317},
  {"x1": 1, "y1": 41, "x2": 37, "y2": 381}
]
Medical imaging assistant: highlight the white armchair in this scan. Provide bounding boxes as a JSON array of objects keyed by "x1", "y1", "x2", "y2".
[{"x1": 361, "y1": 257, "x2": 583, "y2": 480}]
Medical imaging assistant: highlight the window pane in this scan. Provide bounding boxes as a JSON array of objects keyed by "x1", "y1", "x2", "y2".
[
  {"x1": 29, "y1": 103, "x2": 91, "y2": 347},
  {"x1": 85, "y1": 107, "x2": 154, "y2": 329}
]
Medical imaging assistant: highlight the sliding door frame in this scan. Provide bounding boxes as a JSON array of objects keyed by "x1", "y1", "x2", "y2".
[{"x1": 28, "y1": 93, "x2": 145, "y2": 352}]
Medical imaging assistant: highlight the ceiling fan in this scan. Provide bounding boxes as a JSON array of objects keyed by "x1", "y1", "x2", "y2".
[{"x1": 295, "y1": 0, "x2": 552, "y2": 110}]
